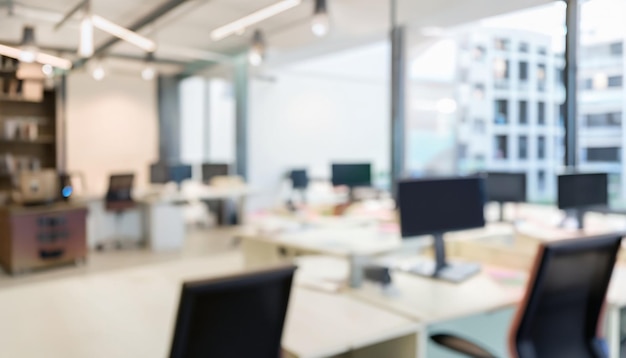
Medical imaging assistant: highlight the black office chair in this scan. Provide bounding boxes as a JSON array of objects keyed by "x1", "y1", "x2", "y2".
[
  {"x1": 96, "y1": 173, "x2": 138, "y2": 251},
  {"x1": 431, "y1": 233, "x2": 623, "y2": 358},
  {"x1": 169, "y1": 265, "x2": 297, "y2": 358}
]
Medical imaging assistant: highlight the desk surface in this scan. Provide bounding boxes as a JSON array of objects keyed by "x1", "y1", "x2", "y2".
[{"x1": 0, "y1": 252, "x2": 417, "y2": 358}]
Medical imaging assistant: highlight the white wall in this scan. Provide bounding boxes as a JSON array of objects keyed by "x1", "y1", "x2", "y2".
[
  {"x1": 248, "y1": 42, "x2": 390, "y2": 210},
  {"x1": 66, "y1": 73, "x2": 158, "y2": 195}
]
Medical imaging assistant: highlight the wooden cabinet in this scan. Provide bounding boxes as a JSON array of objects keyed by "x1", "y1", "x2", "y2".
[{"x1": 0, "y1": 203, "x2": 87, "y2": 274}]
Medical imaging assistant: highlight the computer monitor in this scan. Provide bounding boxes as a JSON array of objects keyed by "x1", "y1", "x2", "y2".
[
  {"x1": 289, "y1": 169, "x2": 309, "y2": 190},
  {"x1": 169, "y1": 164, "x2": 193, "y2": 187},
  {"x1": 149, "y1": 163, "x2": 192, "y2": 189},
  {"x1": 150, "y1": 163, "x2": 169, "y2": 184},
  {"x1": 169, "y1": 266, "x2": 296, "y2": 358},
  {"x1": 331, "y1": 163, "x2": 372, "y2": 188},
  {"x1": 558, "y1": 173, "x2": 609, "y2": 229},
  {"x1": 202, "y1": 163, "x2": 230, "y2": 183},
  {"x1": 397, "y1": 176, "x2": 486, "y2": 282},
  {"x1": 483, "y1": 172, "x2": 527, "y2": 221}
]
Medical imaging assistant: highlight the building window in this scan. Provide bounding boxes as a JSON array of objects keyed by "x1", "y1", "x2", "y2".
[
  {"x1": 582, "y1": 78, "x2": 593, "y2": 90},
  {"x1": 494, "y1": 38, "x2": 510, "y2": 51},
  {"x1": 473, "y1": 84, "x2": 485, "y2": 99},
  {"x1": 458, "y1": 144, "x2": 468, "y2": 159},
  {"x1": 493, "y1": 58, "x2": 509, "y2": 79},
  {"x1": 519, "y1": 42, "x2": 529, "y2": 53},
  {"x1": 518, "y1": 135, "x2": 528, "y2": 160},
  {"x1": 537, "y1": 136, "x2": 546, "y2": 159},
  {"x1": 538, "y1": 170, "x2": 546, "y2": 192},
  {"x1": 610, "y1": 42, "x2": 623, "y2": 56},
  {"x1": 538, "y1": 46, "x2": 547, "y2": 55},
  {"x1": 473, "y1": 46, "x2": 486, "y2": 61},
  {"x1": 519, "y1": 100, "x2": 528, "y2": 125},
  {"x1": 494, "y1": 100, "x2": 508, "y2": 124},
  {"x1": 537, "y1": 64, "x2": 546, "y2": 91},
  {"x1": 608, "y1": 75, "x2": 622, "y2": 88},
  {"x1": 538, "y1": 102, "x2": 546, "y2": 125},
  {"x1": 474, "y1": 118, "x2": 486, "y2": 133},
  {"x1": 495, "y1": 135, "x2": 508, "y2": 159},
  {"x1": 584, "y1": 112, "x2": 622, "y2": 127},
  {"x1": 519, "y1": 61, "x2": 528, "y2": 81},
  {"x1": 585, "y1": 147, "x2": 620, "y2": 162}
]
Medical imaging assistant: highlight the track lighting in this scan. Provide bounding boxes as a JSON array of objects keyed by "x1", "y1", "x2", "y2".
[
  {"x1": 0, "y1": 26, "x2": 72, "y2": 70},
  {"x1": 141, "y1": 52, "x2": 156, "y2": 81},
  {"x1": 19, "y1": 26, "x2": 38, "y2": 63},
  {"x1": 311, "y1": 0, "x2": 329, "y2": 37},
  {"x1": 79, "y1": 15, "x2": 94, "y2": 58},
  {"x1": 248, "y1": 30, "x2": 266, "y2": 67}
]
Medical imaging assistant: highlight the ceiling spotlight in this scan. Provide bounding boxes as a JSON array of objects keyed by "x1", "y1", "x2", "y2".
[
  {"x1": 141, "y1": 52, "x2": 156, "y2": 81},
  {"x1": 248, "y1": 30, "x2": 266, "y2": 67},
  {"x1": 91, "y1": 61, "x2": 105, "y2": 81},
  {"x1": 19, "y1": 26, "x2": 38, "y2": 63},
  {"x1": 41, "y1": 64, "x2": 54, "y2": 77},
  {"x1": 311, "y1": 0, "x2": 329, "y2": 37}
]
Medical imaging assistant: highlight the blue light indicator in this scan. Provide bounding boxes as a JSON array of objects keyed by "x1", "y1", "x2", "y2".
[{"x1": 62, "y1": 186, "x2": 73, "y2": 198}]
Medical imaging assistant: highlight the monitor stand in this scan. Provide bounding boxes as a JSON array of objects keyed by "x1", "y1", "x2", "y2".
[
  {"x1": 498, "y1": 201, "x2": 506, "y2": 222},
  {"x1": 407, "y1": 233, "x2": 481, "y2": 283},
  {"x1": 561, "y1": 209, "x2": 585, "y2": 230}
]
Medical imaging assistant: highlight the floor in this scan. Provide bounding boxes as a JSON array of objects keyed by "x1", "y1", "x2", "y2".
[{"x1": 0, "y1": 226, "x2": 243, "y2": 290}]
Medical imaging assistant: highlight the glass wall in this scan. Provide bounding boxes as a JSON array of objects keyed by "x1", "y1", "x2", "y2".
[
  {"x1": 404, "y1": 2, "x2": 566, "y2": 203},
  {"x1": 578, "y1": 0, "x2": 626, "y2": 205}
]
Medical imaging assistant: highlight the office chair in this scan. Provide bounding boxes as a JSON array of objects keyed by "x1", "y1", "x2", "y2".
[
  {"x1": 169, "y1": 265, "x2": 297, "y2": 358},
  {"x1": 431, "y1": 233, "x2": 623, "y2": 358},
  {"x1": 96, "y1": 173, "x2": 138, "y2": 250}
]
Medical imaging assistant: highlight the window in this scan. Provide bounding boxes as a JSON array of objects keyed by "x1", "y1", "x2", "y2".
[
  {"x1": 584, "y1": 112, "x2": 622, "y2": 127},
  {"x1": 493, "y1": 58, "x2": 509, "y2": 79},
  {"x1": 458, "y1": 144, "x2": 468, "y2": 159},
  {"x1": 473, "y1": 46, "x2": 486, "y2": 61},
  {"x1": 518, "y1": 135, "x2": 528, "y2": 159},
  {"x1": 519, "y1": 100, "x2": 528, "y2": 124},
  {"x1": 585, "y1": 147, "x2": 620, "y2": 162},
  {"x1": 519, "y1": 61, "x2": 528, "y2": 81},
  {"x1": 537, "y1": 136, "x2": 546, "y2": 159},
  {"x1": 538, "y1": 170, "x2": 546, "y2": 192},
  {"x1": 538, "y1": 46, "x2": 547, "y2": 55},
  {"x1": 610, "y1": 42, "x2": 623, "y2": 56},
  {"x1": 473, "y1": 84, "x2": 485, "y2": 99},
  {"x1": 582, "y1": 78, "x2": 593, "y2": 90},
  {"x1": 519, "y1": 42, "x2": 529, "y2": 53},
  {"x1": 537, "y1": 64, "x2": 547, "y2": 91},
  {"x1": 608, "y1": 75, "x2": 622, "y2": 88},
  {"x1": 495, "y1": 135, "x2": 508, "y2": 159},
  {"x1": 538, "y1": 102, "x2": 546, "y2": 125},
  {"x1": 474, "y1": 118, "x2": 486, "y2": 133},
  {"x1": 494, "y1": 38, "x2": 510, "y2": 51},
  {"x1": 494, "y1": 100, "x2": 508, "y2": 124}
]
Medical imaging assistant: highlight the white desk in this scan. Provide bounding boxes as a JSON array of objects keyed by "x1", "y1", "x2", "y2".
[{"x1": 0, "y1": 252, "x2": 419, "y2": 358}]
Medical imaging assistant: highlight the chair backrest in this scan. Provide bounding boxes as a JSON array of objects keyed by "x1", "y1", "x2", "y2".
[
  {"x1": 509, "y1": 234, "x2": 623, "y2": 358},
  {"x1": 105, "y1": 173, "x2": 135, "y2": 211},
  {"x1": 169, "y1": 265, "x2": 297, "y2": 358}
]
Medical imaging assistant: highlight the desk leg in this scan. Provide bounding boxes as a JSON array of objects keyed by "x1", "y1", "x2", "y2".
[
  {"x1": 348, "y1": 255, "x2": 368, "y2": 288},
  {"x1": 237, "y1": 196, "x2": 246, "y2": 225}
]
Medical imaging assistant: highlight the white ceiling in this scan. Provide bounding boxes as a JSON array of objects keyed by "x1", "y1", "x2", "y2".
[{"x1": 0, "y1": 0, "x2": 556, "y2": 74}]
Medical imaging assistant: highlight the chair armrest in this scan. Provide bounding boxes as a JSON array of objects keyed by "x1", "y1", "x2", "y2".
[{"x1": 430, "y1": 333, "x2": 497, "y2": 358}]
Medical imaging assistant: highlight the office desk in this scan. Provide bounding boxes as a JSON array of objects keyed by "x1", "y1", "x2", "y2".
[{"x1": 0, "y1": 252, "x2": 419, "y2": 358}]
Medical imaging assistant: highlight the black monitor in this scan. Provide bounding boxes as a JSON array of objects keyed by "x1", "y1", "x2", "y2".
[
  {"x1": 150, "y1": 163, "x2": 169, "y2": 184},
  {"x1": 483, "y1": 172, "x2": 527, "y2": 221},
  {"x1": 331, "y1": 163, "x2": 372, "y2": 188},
  {"x1": 169, "y1": 266, "x2": 296, "y2": 358},
  {"x1": 169, "y1": 164, "x2": 193, "y2": 186},
  {"x1": 289, "y1": 169, "x2": 309, "y2": 190},
  {"x1": 558, "y1": 173, "x2": 608, "y2": 210},
  {"x1": 202, "y1": 163, "x2": 230, "y2": 183},
  {"x1": 397, "y1": 176, "x2": 486, "y2": 282},
  {"x1": 149, "y1": 163, "x2": 193, "y2": 188},
  {"x1": 558, "y1": 173, "x2": 609, "y2": 230}
]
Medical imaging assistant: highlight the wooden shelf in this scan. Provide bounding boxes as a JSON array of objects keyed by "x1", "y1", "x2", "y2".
[{"x1": 0, "y1": 137, "x2": 55, "y2": 144}]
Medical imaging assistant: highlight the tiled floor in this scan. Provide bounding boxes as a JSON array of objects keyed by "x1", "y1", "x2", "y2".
[{"x1": 0, "y1": 226, "x2": 243, "y2": 289}]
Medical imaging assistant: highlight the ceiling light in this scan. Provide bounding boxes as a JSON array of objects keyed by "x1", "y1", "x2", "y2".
[
  {"x1": 211, "y1": 0, "x2": 302, "y2": 41},
  {"x1": 41, "y1": 64, "x2": 54, "y2": 77},
  {"x1": 311, "y1": 0, "x2": 329, "y2": 37},
  {"x1": 91, "y1": 15, "x2": 157, "y2": 52},
  {"x1": 0, "y1": 39, "x2": 71, "y2": 70},
  {"x1": 79, "y1": 15, "x2": 94, "y2": 58},
  {"x1": 141, "y1": 52, "x2": 156, "y2": 81},
  {"x1": 248, "y1": 30, "x2": 266, "y2": 67},
  {"x1": 19, "y1": 26, "x2": 38, "y2": 63},
  {"x1": 91, "y1": 61, "x2": 105, "y2": 81}
]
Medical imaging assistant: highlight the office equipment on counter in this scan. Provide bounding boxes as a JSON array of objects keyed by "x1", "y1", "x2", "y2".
[
  {"x1": 12, "y1": 169, "x2": 59, "y2": 205},
  {"x1": 397, "y1": 176, "x2": 486, "y2": 282},
  {"x1": 0, "y1": 203, "x2": 88, "y2": 274},
  {"x1": 170, "y1": 265, "x2": 297, "y2": 358},
  {"x1": 201, "y1": 163, "x2": 230, "y2": 183},
  {"x1": 558, "y1": 173, "x2": 608, "y2": 230},
  {"x1": 482, "y1": 171, "x2": 527, "y2": 221},
  {"x1": 149, "y1": 163, "x2": 193, "y2": 190},
  {"x1": 431, "y1": 233, "x2": 623, "y2": 358},
  {"x1": 331, "y1": 163, "x2": 372, "y2": 189}
]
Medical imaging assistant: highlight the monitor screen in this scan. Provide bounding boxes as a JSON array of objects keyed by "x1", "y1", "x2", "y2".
[
  {"x1": 150, "y1": 163, "x2": 169, "y2": 184},
  {"x1": 290, "y1": 169, "x2": 308, "y2": 189},
  {"x1": 331, "y1": 163, "x2": 372, "y2": 188},
  {"x1": 558, "y1": 173, "x2": 608, "y2": 210},
  {"x1": 202, "y1": 163, "x2": 230, "y2": 183},
  {"x1": 169, "y1": 165, "x2": 193, "y2": 185},
  {"x1": 484, "y1": 172, "x2": 527, "y2": 203},
  {"x1": 397, "y1": 177, "x2": 486, "y2": 237}
]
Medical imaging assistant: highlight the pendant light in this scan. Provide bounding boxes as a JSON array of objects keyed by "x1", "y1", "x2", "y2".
[
  {"x1": 311, "y1": 0, "x2": 329, "y2": 37},
  {"x1": 19, "y1": 26, "x2": 38, "y2": 63},
  {"x1": 141, "y1": 52, "x2": 157, "y2": 81},
  {"x1": 248, "y1": 30, "x2": 266, "y2": 67}
]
